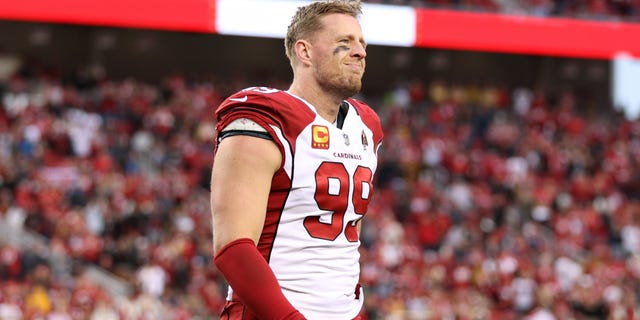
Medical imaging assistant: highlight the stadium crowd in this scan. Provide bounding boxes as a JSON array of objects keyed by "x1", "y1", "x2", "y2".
[
  {"x1": 1, "y1": 1, "x2": 640, "y2": 315},
  {"x1": 1, "y1": 59, "x2": 640, "y2": 320}
]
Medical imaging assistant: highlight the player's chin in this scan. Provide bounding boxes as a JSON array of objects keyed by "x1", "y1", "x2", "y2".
[
  {"x1": 349, "y1": 68, "x2": 364, "y2": 78},
  {"x1": 343, "y1": 81, "x2": 362, "y2": 97},
  {"x1": 345, "y1": 72, "x2": 363, "y2": 83}
]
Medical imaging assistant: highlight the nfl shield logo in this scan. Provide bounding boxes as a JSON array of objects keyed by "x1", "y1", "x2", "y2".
[{"x1": 361, "y1": 130, "x2": 368, "y2": 150}]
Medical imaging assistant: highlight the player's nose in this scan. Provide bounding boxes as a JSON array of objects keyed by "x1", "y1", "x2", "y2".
[{"x1": 352, "y1": 42, "x2": 366, "y2": 59}]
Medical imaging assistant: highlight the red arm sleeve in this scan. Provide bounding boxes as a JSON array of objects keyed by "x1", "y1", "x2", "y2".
[{"x1": 214, "y1": 238, "x2": 306, "y2": 320}]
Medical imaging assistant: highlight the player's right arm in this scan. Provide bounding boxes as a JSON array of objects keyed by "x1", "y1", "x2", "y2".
[
  {"x1": 211, "y1": 134, "x2": 278, "y2": 253},
  {"x1": 210, "y1": 133, "x2": 306, "y2": 320}
]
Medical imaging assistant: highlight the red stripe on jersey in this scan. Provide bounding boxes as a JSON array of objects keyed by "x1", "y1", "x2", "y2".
[
  {"x1": 258, "y1": 167, "x2": 292, "y2": 262},
  {"x1": 347, "y1": 98, "x2": 384, "y2": 152}
]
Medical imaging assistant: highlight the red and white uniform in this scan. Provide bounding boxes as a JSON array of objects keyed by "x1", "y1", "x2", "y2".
[{"x1": 215, "y1": 87, "x2": 383, "y2": 319}]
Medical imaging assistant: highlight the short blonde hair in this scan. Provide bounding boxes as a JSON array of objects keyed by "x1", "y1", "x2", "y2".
[{"x1": 284, "y1": 0, "x2": 362, "y2": 64}]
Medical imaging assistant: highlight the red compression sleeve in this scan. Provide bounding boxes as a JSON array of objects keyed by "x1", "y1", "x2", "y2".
[{"x1": 214, "y1": 238, "x2": 306, "y2": 320}]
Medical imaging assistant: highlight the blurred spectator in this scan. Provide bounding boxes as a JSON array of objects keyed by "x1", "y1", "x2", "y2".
[{"x1": 136, "y1": 258, "x2": 168, "y2": 299}]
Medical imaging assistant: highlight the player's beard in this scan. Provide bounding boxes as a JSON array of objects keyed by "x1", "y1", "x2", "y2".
[{"x1": 316, "y1": 63, "x2": 363, "y2": 99}]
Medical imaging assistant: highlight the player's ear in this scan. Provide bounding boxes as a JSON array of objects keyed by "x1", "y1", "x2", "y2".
[{"x1": 294, "y1": 40, "x2": 313, "y2": 67}]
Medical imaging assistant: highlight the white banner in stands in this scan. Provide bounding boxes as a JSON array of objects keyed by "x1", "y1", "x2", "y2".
[
  {"x1": 215, "y1": 0, "x2": 415, "y2": 47},
  {"x1": 612, "y1": 53, "x2": 640, "y2": 120}
]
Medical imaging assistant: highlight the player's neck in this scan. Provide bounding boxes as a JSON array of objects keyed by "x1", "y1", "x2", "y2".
[{"x1": 288, "y1": 82, "x2": 342, "y2": 124}]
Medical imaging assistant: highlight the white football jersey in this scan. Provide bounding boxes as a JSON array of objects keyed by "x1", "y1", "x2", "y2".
[{"x1": 215, "y1": 87, "x2": 383, "y2": 320}]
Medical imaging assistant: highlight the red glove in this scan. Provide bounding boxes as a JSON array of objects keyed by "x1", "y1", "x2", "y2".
[{"x1": 214, "y1": 238, "x2": 306, "y2": 320}]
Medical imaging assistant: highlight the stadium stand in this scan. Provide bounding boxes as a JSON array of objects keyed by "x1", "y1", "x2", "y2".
[
  {"x1": 1, "y1": 1, "x2": 640, "y2": 319},
  {"x1": 2, "y1": 60, "x2": 639, "y2": 319}
]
